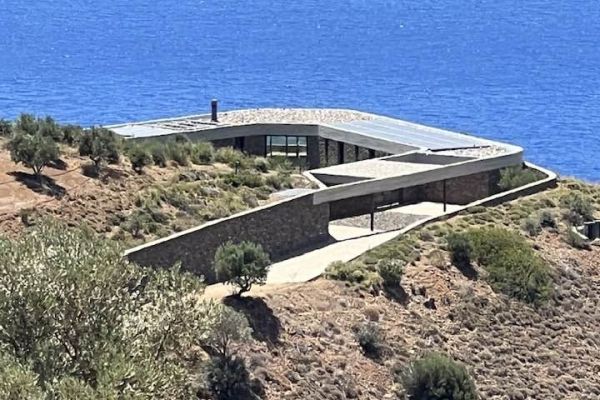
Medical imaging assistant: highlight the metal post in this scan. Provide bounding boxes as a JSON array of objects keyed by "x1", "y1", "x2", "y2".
[
  {"x1": 370, "y1": 195, "x2": 375, "y2": 231},
  {"x1": 355, "y1": 145, "x2": 359, "y2": 161},
  {"x1": 295, "y1": 137, "x2": 300, "y2": 159},
  {"x1": 443, "y1": 179, "x2": 447, "y2": 212},
  {"x1": 269, "y1": 136, "x2": 273, "y2": 156},
  {"x1": 211, "y1": 99, "x2": 218, "y2": 122},
  {"x1": 285, "y1": 136, "x2": 289, "y2": 157}
]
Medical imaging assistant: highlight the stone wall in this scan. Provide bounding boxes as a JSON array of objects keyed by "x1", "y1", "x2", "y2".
[
  {"x1": 419, "y1": 169, "x2": 502, "y2": 205},
  {"x1": 126, "y1": 194, "x2": 331, "y2": 283}
]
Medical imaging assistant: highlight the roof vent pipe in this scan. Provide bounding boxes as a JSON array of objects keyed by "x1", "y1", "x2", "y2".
[{"x1": 211, "y1": 99, "x2": 219, "y2": 122}]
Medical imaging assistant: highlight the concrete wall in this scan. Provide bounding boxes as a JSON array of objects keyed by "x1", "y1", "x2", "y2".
[{"x1": 126, "y1": 194, "x2": 330, "y2": 283}]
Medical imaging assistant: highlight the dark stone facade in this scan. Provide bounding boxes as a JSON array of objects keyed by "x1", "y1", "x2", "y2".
[
  {"x1": 329, "y1": 170, "x2": 503, "y2": 220},
  {"x1": 318, "y1": 138, "x2": 389, "y2": 167},
  {"x1": 126, "y1": 194, "x2": 331, "y2": 283}
]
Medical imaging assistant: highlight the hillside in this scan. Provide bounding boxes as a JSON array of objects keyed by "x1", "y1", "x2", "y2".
[
  {"x1": 228, "y1": 180, "x2": 600, "y2": 399},
  {"x1": 0, "y1": 138, "x2": 312, "y2": 245}
]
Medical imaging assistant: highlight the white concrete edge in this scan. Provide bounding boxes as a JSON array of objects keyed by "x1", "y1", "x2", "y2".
[{"x1": 312, "y1": 149, "x2": 524, "y2": 204}]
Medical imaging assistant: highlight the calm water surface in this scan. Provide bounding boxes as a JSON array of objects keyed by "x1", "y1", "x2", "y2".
[{"x1": 1, "y1": 1, "x2": 599, "y2": 179}]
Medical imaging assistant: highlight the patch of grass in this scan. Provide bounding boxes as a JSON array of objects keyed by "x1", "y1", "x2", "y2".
[
  {"x1": 325, "y1": 260, "x2": 380, "y2": 288},
  {"x1": 564, "y1": 229, "x2": 590, "y2": 250}
]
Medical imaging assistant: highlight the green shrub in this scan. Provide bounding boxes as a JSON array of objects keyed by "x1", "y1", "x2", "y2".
[
  {"x1": 167, "y1": 143, "x2": 190, "y2": 166},
  {"x1": 449, "y1": 228, "x2": 552, "y2": 304},
  {"x1": 149, "y1": 143, "x2": 168, "y2": 167},
  {"x1": 214, "y1": 241, "x2": 271, "y2": 296},
  {"x1": 446, "y1": 232, "x2": 472, "y2": 267},
  {"x1": 325, "y1": 260, "x2": 369, "y2": 284},
  {"x1": 0, "y1": 119, "x2": 13, "y2": 137},
  {"x1": 215, "y1": 147, "x2": 247, "y2": 168},
  {"x1": 61, "y1": 124, "x2": 83, "y2": 146},
  {"x1": 128, "y1": 145, "x2": 153, "y2": 173},
  {"x1": 205, "y1": 356, "x2": 254, "y2": 400},
  {"x1": 8, "y1": 131, "x2": 59, "y2": 181},
  {"x1": 538, "y1": 209, "x2": 557, "y2": 228},
  {"x1": 355, "y1": 322, "x2": 384, "y2": 358},
  {"x1": 0, "y1": 352, "x2": 43, "y2": 399},
  {"x1": 265, "y1": 172, "x2": 292, "y2": 190},
  {"x1": 253, "y1": 157, "x2": 270, "y2": 173},
  {"x1": 223, "y1": 171, "x2": 265, "y2": 188},
  {"x1": 498, "y1": 165, "x2": 540, "y2": 191},
  {"x1": 400, "y1": 353, "x2": 477, "y2": 400},
  {"x1": 560, "y1": 192, "x2": 594, "y2": 224},
  {"x1": 190, "y1": 142, "x2": 215, "y2": 164},
  {"x1": 377, "y1": 259, "x2": 404, "y2": 286},
  {"x1": 565, "y1": 229, "x2": 590, "y2": 250},
  {"x1": 521, "y1": 216, "x2": 542, "y2": 236}
]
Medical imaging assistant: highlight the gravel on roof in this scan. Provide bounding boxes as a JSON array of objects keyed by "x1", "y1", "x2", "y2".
[{"x1": 216, "y1": 108, "x2": 374, "y2": 125}]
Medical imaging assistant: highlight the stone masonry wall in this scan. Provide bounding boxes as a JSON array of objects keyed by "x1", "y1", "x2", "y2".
[
  {"x1": 419, "y1": 169, "x2": 501, "y2": 205},
  {"x1": 126, "y1": 194, "x2": 330, "y2": 283}
]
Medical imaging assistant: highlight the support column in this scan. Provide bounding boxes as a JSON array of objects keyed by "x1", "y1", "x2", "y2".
[
  {"x1": 368, "y1": 149, "x2": 375, "y2": 159},
  {"x1": 306, "y1": 136, "x2": 320, "y2": 169},
  {"x1": 370, "y1": 195, "x2": 375, "y2": 231},
  {"x1": 443, "y1": 179, "x2": 447, "y2": 212}
]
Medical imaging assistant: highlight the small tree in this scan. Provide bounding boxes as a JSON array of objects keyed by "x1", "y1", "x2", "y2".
[
  {"x1": 128, "y1": 145, "x2": 153, "y2": 173},
  {"x1": 8, "y1": 132, "x2": 59, "y2": 182},
  {"x1": 214, "y1": 241, "x2": 270, "y2": 296},
  {"x1": 401, "y1": 353, "x2": 478, "y2": 400},
  {"x1": 203, "y1": 305, "x2": 251, "y2": 360},
  {"x1": 15, "y1": 113, "x2": 63, "y2": 142},
  {"x1": 78, "y1": 127, "x2": 120, "y2": 175},
  {"x1": 0, "y1": 119, "x2": 12, "y2": 137}
]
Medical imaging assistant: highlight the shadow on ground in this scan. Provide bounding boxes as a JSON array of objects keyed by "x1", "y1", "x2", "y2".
[
  {"x1": 9, "y1": 172, "x2": 66, "y2": 198},
  {"x1": 224, "y1": 296, "x2": 282, "y2": 346}
]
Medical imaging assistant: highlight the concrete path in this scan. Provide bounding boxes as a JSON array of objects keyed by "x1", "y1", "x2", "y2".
[{"x1": 203, "y1": 202, "x2": 459, "y2": 298}]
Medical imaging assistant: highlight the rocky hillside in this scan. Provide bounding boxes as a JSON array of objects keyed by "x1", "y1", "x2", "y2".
[{"x1": 231, "y1": 180, "x2": 600, "y2": 399}]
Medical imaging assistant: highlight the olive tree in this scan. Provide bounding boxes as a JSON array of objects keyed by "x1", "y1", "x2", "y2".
[
  {"x1": 0, "y1": 221, "x2": 220, "y2": 397},
  {"x1": 214, "y1": 241, "x2": 271, "y2": 296},
  {"x1": 8, "y1": 131, "x2": 59, "y2": 181},
  {"x1": 15, "y1": 113, "x2": 63, "y2": 141},
  {"x1": 78, "y1": 127, "x2": 120, "y2": 175}
]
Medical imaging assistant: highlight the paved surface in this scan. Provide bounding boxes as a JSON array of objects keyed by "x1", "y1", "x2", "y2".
[{"x1": 204, "y1": 201, "x2": 459, "y2": 298}]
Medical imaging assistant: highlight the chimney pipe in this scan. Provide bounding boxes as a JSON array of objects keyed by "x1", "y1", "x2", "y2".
[{"x1": 211, "y1": 99, "x2": 218, "y2": 122}]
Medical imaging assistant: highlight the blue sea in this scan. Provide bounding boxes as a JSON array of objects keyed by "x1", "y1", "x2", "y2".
[{"x1": 1, "y1": 1, "x2": 599, "y2": 179}]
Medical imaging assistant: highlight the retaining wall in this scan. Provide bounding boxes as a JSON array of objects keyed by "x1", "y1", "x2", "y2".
[{"x1": 126, "y1": 193, "x2": 330, "y2": 283}]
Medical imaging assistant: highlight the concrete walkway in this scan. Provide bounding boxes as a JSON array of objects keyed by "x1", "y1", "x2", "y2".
[{"x1": 203, "y1": 202, "x2": 458, "y2": 298}]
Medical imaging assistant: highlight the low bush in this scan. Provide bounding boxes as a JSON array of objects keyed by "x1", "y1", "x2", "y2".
[
  {"x1": 486, "y1": 247, "x2": 552, "y2": 304},
  {"x1": 400, "y1": 353, "x2": 477, "y2": 400},
  {"x1": 205, "y1": 356, "x2": 254, "y2": 400},
  {"x1": 521, "y1": 216, "x2": 542, "y2": 236},
  {"x1": 538, "y1": 209, "x2": 557, "y2": 228},
  {"x1": 446, "y1": 232, "x2": 472, "y2": 267},
  {"x1": 560, "y1": 192, "x2": 594, "y2": 224},
  {"x1": 0, "y1": 119, "x2": 12, "y2": 137},
  {"x1": 167, "y1": 143, "x2": 190, "y2": 166},
  {"x1": 128, "y1": 145, "x2": 153, "y2": 173},
  {"x1": 325, "y1": 261, "x2": 371, "y2": 284},
  {"x1": 355, "y1": 322, "x2": 384, "y2": 358},
  {"x1": 61, "y1": 124, "x2": 83, "y2": 146},
  {"x1": 452, "y1": 227, "x2": 552, "y2": 304},
  {"x1": 223, "y1": 172, "x2": 265, "y2": 188},
  {"x1": 498, "y1": 165, "x2": 540, "y2": 191},
  {"x1": 377, "y1": 259, "x2": 404, "y2": 287},
  {"x1": 190, "y1": 142, "x2": 214, "y2": 165},
  {"x1": 215, "y1": 147, "x2": 248, "y2": 168},
  {"x1": 149, "y1": 143, "x2": 168, "y2": 167},
  {"x1": 265, "y1": 172, "x2": 291, "y2": 190},
  {"x1": 253, "y1": 157, "x2": 270, "y2": 173}
]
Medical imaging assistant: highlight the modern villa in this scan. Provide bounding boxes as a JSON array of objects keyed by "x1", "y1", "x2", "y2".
[{"x1": 109, "y1": 105, "x2": 554, "y2": 283}]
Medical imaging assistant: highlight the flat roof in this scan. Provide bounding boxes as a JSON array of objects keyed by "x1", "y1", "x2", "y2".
[
  {"x1": 310, "y1": 159, "x2": 444, "y2": 180},
  {"x1": 107, "y1": 108, "x2": 513, "y2": 153}
]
